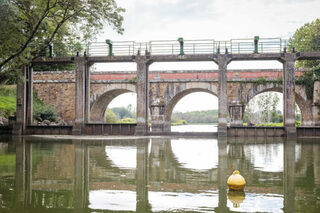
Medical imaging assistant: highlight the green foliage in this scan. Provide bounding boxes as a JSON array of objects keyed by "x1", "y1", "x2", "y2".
[
  {"x1": 0, "y1": 85, "x2": 16, "y2": 118},
  {"x1": 33, "y1": 63, "x2": 75, "y2": 71},
  {"x1": 289, "y1": 18, "x2": 320, "y2": 68},
  {"x1": 171, "y1": 120, "x2": 188, "y2": 126},
  {"x1": 296, "y1": 65, "x2": 320, "y2": 99},
  {"x1": 105, "y1": 108, "x2": 118, "y2": 123},
  {"x1": 0, "y1": 0, "x2": 125, "y2": 81},
  {"x1": 0, "y1": 96, "x2": 16, "y2": 118},
  {"x1": 172, "y1": 110, "x2": 218, "y2": 124},
  {"x1": 255, "y1": 123, "x2": 283, "y2": 127},
  {"x1": 128, "y1": 77, "x2": 136, "y2": 83},
  {"x1": 33, "y1": 92, "x2": 56, "y2": 122},
  {"x1": 118, "y1": 117, "x2": 136, "y2": 123},
  {"x1": 111, "y1": 105, "x2": 136, "y2": 119},
  {"x1": 0, "y1": 154, "x2": 16, "y2": 167},
  {"x1": 255, "y1": 77, "x2": 268, "y2": 85}
]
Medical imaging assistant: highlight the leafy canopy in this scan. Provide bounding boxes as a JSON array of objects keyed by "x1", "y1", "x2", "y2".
[
  {"x1": 0, "y1": 0, "x2": 125, "y2": 83},
  {"x1": 289, "y1": 18, "x2": 320, "y2": 68}
]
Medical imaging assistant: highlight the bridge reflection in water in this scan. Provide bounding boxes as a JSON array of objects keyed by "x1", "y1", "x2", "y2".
[{"x1": 0, "y1": 137, "x2": 319, "y2": 212}]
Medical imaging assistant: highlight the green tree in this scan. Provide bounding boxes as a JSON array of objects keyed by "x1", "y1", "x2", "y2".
[
  {"x1": 111, "y1": 106, "x2": 135, "y2": 119},
  {"x1": 105, "y1": 109, "x2": 118, "y2": 123},
  {"x1": 0, "y1": 0, "x2": 124, "y2": 83},
  {"x1": 289, "y1": 18, "x2": 320, "y2": 68}
]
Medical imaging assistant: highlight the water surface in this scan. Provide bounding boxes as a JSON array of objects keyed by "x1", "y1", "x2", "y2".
[{"x1": 0, "y1": 135, "x2": 319, "y2": 212}]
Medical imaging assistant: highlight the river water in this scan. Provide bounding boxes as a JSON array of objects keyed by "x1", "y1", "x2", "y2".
[{"x1": 0, "y1": 134, "x2": 319, "y2": 212}]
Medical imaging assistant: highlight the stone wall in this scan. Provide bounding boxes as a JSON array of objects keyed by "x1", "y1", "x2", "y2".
[
  {"x1": 33, "y1": 71, "x2": 75, "y2": 122},
  {"x1": 33, "y1": 70, "x2": 313, "y2": 125}
]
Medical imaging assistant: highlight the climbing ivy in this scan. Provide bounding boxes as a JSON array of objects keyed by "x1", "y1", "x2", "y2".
[
  {"x1": 295, "y1": 65, "x2": 320, "y2": 100},
  {"x1": 238, "y1": 78, "x2": 282, "y2": 85}
]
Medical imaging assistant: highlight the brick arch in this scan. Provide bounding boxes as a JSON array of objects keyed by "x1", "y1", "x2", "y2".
[
  {"x1": 244, "y1": 83, "x2": 313, "y2": 126},
  {"x1": 163, "y1": 82, "x2": 218, "y2": 128},
  {"x1": 90, "y1": 84, "x2": 136, "y2": 123}
]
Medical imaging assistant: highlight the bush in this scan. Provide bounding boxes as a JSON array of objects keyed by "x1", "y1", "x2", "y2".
[{"x1": 33, "y1": 92, "x2": 56, "y2": 122}]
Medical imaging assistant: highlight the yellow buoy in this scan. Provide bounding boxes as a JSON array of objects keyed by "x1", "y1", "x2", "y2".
[
  {"x1": 227, "y1": 190, "x2": 245, "y2": 208},
  {"x1": 227, "y1": 170, "x2": 246, "y2": 191}
]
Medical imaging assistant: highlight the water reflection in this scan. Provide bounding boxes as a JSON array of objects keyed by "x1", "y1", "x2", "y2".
[{"x1": 0, "y1": 136, "x2": 320, "y2": 212}]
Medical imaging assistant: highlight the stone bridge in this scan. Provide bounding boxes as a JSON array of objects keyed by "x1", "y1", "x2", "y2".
[
  {"x1": 12, "y1": 45, "x2": 320, "y2": 137},
  {"x1": 32, "y1": 68, "x2": 316, "y2": 133}
]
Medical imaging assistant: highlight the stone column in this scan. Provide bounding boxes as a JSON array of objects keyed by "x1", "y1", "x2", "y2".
[
  {"x1": 135, "y1": 55, "x2": 152, "y2": 136},
  {"x1": 214, "y1": 55, "x2": 232, "y2": 137},
  {"x1": 74, "y1": 142, "x2": 89, "y2": 209},
  {"x1": 216, "y1": 138, "x2": 229, "y2": 212},
  {"x1": 136, "y1": 139, "x2": 150, "y2": 212},
  {"x1": 26, "y1": 66, "x2": 33, "y2": 125},
  {"x1": 312, "y1": 81, "x2": 320, "y2": 126},
  {"x1": 283, "y1": 139, "x2": 296, "y2": 213},
  {"x1": 15, "y1": 137, "x2": 26, "y2": 207},
  {"x1": 150, "y1": 99, "x2": 165, "y2": 133},
  {"x1": 229, "y1": 102, "x2": 244, "y2": 126},
  {"x1": 12, "y1": 66, "x2": 27, "y2": 135},
  {"x1": 84, "y1": 63, "x2": 91, "y2": 123},
  {"x1": 73, "y1": 57, "x2": 87, "y2": 135},
  {"x1": 282, "y1": 54, "x2": 297, "y2": 137},
  {"x1": 25, "y1": 142, "x2": 32, "y2": 206}
]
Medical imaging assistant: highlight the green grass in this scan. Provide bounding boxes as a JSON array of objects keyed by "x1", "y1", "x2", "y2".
[
  {"x1": 117, "y1": 117, "x2": 136, "y2": 123},
  {"x1": 0, "y1": 85, "x2": 57, "y2": 121},
  {"x1": 0, "y1": 85, "x2": 16, "y2": 118},
  {"x1": 0, "y1": 154, "x2": 16, "y2": 166},
  {"x1": 255, "y1": 123, "x2": 284, "y2": 127},
  {"x1": 0, "y1": 96, "x2": 16, "y2": 117}
]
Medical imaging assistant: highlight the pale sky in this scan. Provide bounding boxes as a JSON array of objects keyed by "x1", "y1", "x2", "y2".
[{"x1": 104, "y1": 0, "x2": 320, "y2": 112}]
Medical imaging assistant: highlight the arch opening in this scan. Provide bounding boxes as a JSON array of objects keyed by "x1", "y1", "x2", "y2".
[
  {"x1": 90, "y1": 87, "x2": 136, "y2": 123},
  {"x1": 244, "y1": 91, "x2": 302, "y2": 126},
  {"x1": 166, "y1": 89, "x2": 219, "y2": 132}
]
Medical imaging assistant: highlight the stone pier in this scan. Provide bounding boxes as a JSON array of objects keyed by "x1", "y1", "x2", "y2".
[
  {"x1": 73, "y1": 57, "x2": 87, "y2": 135},
  {"x1": 281, "y1": 53, "x2": 297, "y2": 137},
  {"x1": 213, "y1": 55, "x2": 232, "y2": 137},
  {"x1": 135, "y1": 54, "x2": 152, "y2": 136}
]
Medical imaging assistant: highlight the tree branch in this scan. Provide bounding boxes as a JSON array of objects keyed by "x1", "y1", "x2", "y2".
[{"x1": 0, "y1": 0, "x2": 54, "y2": 69}]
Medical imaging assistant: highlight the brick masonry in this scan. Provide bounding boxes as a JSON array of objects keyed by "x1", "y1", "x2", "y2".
[{"x1": 33, "y1": 69, "x2": 310, "y2": 123}]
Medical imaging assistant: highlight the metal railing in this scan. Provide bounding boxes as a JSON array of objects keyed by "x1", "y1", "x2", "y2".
[{"x1": 50, "y1": 37, "x2": 320, "y2": 57}]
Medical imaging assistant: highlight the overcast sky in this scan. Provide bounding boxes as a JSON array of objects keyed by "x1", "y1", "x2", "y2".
[{"x1": 105, "y1": 0, "x2": 320, "y2": 112}]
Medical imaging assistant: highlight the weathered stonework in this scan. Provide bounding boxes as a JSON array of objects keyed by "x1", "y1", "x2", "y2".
[
  {"x1": 33, "y1": 71, "x2": 76, "y2": 122},
  {"x1": 33, "y1": 69, "x2": 315, "y2": 132}
]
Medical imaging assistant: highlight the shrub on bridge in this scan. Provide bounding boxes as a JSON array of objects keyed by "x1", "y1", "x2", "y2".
[{"x1": 33, "y1": 92, "x2": 56, "y2": 122}]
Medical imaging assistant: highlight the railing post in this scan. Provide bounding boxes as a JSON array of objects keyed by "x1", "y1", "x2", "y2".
[
  {"x1": 178, "y1": 37, "x2": 184, "y2": 55},
  {"x1": 254, "y1": 36, "x2": 259, "y2": 54},
  {"x1": 106, "y1": 39, "x2": 113, "y2": 56}
]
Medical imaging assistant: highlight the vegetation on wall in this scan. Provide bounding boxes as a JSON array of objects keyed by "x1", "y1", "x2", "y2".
[
  {"x1": 295, "y1": 65, "x2": 320, "y2": 100},
  {"x1": 0, "y1": 85, "x2": 57, "y2": 122},
  {"x1": 33, "y1": 92, "x2": 57, "y2": 122}
]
